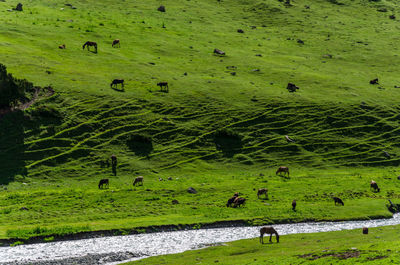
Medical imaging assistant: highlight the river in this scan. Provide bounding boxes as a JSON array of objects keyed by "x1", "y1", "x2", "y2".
[{"x1": 1, "y1": 214, "x2": 399, "y2": 265}]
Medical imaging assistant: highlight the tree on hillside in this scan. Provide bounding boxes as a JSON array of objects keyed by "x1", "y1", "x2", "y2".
[{"x1": 0, "y1": 63, "x2": 33, "y2": 108}]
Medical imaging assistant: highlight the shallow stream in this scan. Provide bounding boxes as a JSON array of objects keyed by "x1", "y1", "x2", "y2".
[{"x1": 1, "y1": 214, "x2": 399, "y2": 265}]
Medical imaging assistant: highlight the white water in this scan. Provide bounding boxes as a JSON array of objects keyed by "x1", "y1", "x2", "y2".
[{"x1": 1, "y1": 214, "x2": 399, "y2": 264}]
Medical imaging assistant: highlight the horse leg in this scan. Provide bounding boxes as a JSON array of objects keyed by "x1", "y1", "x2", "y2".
[{"x1": 269, "y1": 233, "x2": 272, "y2": 242}]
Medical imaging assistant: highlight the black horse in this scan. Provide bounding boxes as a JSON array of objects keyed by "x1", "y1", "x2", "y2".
[
  {"x1": 333, "y1": 196, "x2": 344, "y2": 206},
  {"x1": 83, "y1": 41, "x2": 97, "y2": 53},
  {"x1": 111, "y1": 79, "x2": 124, "y2": 90},
  {"x1": 98, "y1": 178, "x2": 109, "y2": 189},
  {"x1": 157, "y1": 82, "x2": 169, "y2": 92}
]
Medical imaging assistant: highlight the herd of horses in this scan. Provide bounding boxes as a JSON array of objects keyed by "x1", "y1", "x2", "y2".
[
  {"x1": 97, "y1": 153, "x2": 382, "y2": 244},
  {"x1": 59, "y1": 40, "x2": 168, "y2": 91},
  {"x1": 225, "y1": 166, "x2": 382, "y2": 244}
]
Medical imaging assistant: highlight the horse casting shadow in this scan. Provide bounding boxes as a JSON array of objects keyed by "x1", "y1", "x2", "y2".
[{"x1": 83, "y1": 41, "x2": 97, "y2": 53}]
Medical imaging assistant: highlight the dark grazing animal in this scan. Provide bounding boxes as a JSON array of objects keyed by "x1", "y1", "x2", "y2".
[
  {"x1": 333, "y1": 196, "x2": 344, "y2": 206},
  {"x1": 370, "y1": 78, "x2": 379, "y2": 85},
  {"x1": 98, "y1": 178, "x2": 109, "y2": 189},
  {"x1": 226, "y1": 193, "x2": 239, "y2": 207},
  {"x1": 111, "y1": 79, "x2": 124, "y2": 89},
  {"x1": 276, "y1": 166, "x2": 289, "y2": 177},
  {"x1": 233, "y1": 197, "x2": 246, "y2": 208},
  {"x1": 213, "y1": 48, "x2": 225, "y2": 56},
  {"x1": 112, "y1": 39, "x2": 120, "y2": 47},
  {"x1": 82, "y1": 41, "x2": 97, "y2": 53},
  {"x1": 287, "y1": 83, "x2": 299, "y2": 92},
  {"x1": 14, "y1": 3, "x2": 23, "y2": 11},
  {"x1": 157, "y1": 82, "x2": 169, "y2": 92},
  {"x1": 257, "y1": 188, "x2": 268, "y2": 199},
  {"x1": 59, "y1": 44, "x2": 66, "y2": 49},
  {"x1": 133, "y1": 176, "x2": 144, "y2": 186},
  {"x1": 157, "y1": 5, "x2": 166, "y2": 12},
  {"x1": 370, "y1": 180, "x2": 380, "y2": 192},
  {"x1": 292, "y1": 200, "x2": 297, "y2": 211},
  {"x1": 260, "y1": 226, "x2": 279, "y2": 244}
]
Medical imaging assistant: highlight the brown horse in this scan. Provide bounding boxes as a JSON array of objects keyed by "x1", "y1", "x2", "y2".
[
  {"x1": 98, "y1": 178, "x2": 109, "y2": 189},
  {"x1": 370, "y1": 180, "x2": 380, "y2": 192},
  {"x1": 226, "y1": 193, "x2": 239, "y2": 207},
  {"x1": 83, "y1": 41, "x2": 97, "y2": 53},
  {"x1": 133, "y1": 176, "x2": 144, "y2": 186},
  {"x1": 276, "y1": 166, "x2": 289, "y2": 177},
  {"x1": 260, "y1": 226, "x2": 279, "y2": 244},
  {"x1": 112, "y1": 39, "x2": 120, "y2": 47},
  {"x1": 233, "y1": 197, "x2": 246, "y2": 208},
  {"x1": 257, "y1": 188, "x2": 268, "y2": 199}
]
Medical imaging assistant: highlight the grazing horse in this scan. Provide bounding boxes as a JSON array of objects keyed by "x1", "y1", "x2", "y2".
[
  {"x1": 133, "y1": 176, "x2": 144, "y2": 186},
  {"x1": 157, "y1": 82, "x2": 169, "y2": 92},
  {"x1": 111, "y1": 79, "x2": 124, "y2": 89},
  {"x1": 226, "y1": 193, "x2": 239, "y2": 207},
  {"x1": 257, "y1": 188, "x2": 268, "y2": 199},
  {"x1": 59, "y1": 44, "x2": 66, "y2": 49},
  {"x1": 260, "y1": 226, "x2": 279, "y2": 244},
  {"x1": 112, "y1": 39, "x2": 120, "y2": 47},
  {"x1": 276, "y1": 166, "x2": 289, "y2": 177},
  {"x1": 370, "y1": 180, "x2": 380, "y2": 192},
  {"x1": 292, "y1": 199, "x2": 297, "y2": 211},
  {"x1": 233, "y1": 197, "x2": 246, "y2": 208},
  {"x1": 370, "y1": 78, "x2": 379, "y2": 85},
  {"x1": 287, "y1": 83, "x2": 299, "y2": 92},
  {"x1": 98, "y1": 178, "x2": 109, "y2": 189},
  {"x1": 333, "y1": 196, "x2": 344, "y2": 206},
  {"x1": 82, "y1": 41, "x2": 97, "y2": 53},
  {"x1": 213, "y1": 48, "x2": 225, "y2": 56}
]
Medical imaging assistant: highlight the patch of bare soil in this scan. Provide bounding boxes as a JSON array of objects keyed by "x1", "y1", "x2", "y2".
[
  {"x1": 298, "y1": 250, "x2": 360, "y2": 260},
  {"x1": 366, "y1": 255, "x2": 388, "y2": 261}
]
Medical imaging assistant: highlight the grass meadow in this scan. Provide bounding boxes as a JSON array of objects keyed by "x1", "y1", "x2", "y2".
[{"x1": 1, "y1": 0, "x2": 400, "y2": 248}]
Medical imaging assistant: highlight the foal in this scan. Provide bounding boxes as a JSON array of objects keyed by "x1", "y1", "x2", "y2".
[{"x1": 259, "y1": 226, "x2": 279, "y2": 244}]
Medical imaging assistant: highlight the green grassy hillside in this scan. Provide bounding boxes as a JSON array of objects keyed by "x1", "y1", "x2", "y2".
[{"x1": 1, "y1": 0, "x2": 400, "y2": 240}]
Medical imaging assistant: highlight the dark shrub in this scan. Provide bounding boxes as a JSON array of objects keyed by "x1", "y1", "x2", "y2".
[
  {"x1": 127, "y1": 134, "x2": 153, "y2": 156},
  {"x1": 214, "y1": 128, "x2": 242, "y2": 157}
]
